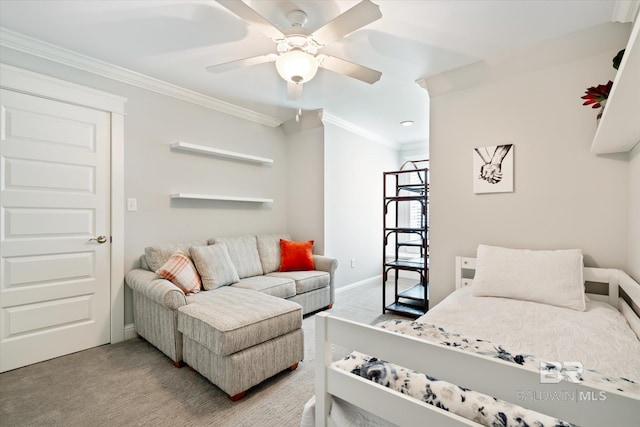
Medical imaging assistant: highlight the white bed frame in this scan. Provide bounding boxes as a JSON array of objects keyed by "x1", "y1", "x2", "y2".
[{"x1": 315, "y1": 257, "x2": 640, "y2": 427}]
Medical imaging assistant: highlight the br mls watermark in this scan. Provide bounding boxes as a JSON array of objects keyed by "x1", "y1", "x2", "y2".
[
  {"x1": 540, "y1": 361, "x2": 583, "y2": 384},
  {"x1": 517, "y1": 362, "x2": 607, "y2": 402}
]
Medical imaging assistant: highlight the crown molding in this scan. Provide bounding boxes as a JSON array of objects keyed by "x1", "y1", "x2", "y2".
[
  {"x1": 0, "y1": 28, "x2": 283, "y2": 128},
  {"x1": 0, "y1": 63, "x2": 127, "y2": 114},
  {"x1": 281, "y1": 110, "x2": 324, "y2": 135},
  {"x1": 321, "y1": 111, "x2": 399, "y2": 149},
  {"x1": 612, "y1": 0, "x2": 640, "y2": 23},
  {"x1": 400, "y1": 141, "x2": 429, "y2": 152},
  {"x1": 415, "y1": 78, "x2": 428, "y2": 91}
]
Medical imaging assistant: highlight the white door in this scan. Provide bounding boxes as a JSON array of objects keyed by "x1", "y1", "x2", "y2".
[{"x1": 0, "y1": 89, "x2": 111, "y2": 372}]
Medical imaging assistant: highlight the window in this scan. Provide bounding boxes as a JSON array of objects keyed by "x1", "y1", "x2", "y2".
[
  {"x1": 409, "y1": 171, "x2": 425, "y2": 229},
  {"x1": 404, "y1": 166, "x2": 428, "y2": 254}
]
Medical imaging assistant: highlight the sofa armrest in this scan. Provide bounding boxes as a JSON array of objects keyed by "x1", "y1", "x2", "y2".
[
  {"x1": 314, "y1": 255, "x2": 338, "y2": 306},
  {"x1": 313, "y1": 255, "x2": 338, "y2": 285},
  {"x1": 125, "y1": 269, "x2": 187, "y2": 310}
]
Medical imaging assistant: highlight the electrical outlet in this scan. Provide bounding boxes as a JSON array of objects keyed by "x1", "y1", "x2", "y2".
[
  {"x1": 127, "y1": 198, "x2": 137, "y2": 212},
  {"x1": 351, "y1": 258, "x2": 356, "y2": 268}
]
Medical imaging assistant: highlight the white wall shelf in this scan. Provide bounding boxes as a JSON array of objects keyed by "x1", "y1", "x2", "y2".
[
  {"x1": 170, "y1": 193, "x2": 273, "y2": 203},
  {"x1": 591, "y1": 16, "x2": 640, "y2": 154},
  {"x1": 170, "y1": 141, "x2": 274, "y2": 164}
]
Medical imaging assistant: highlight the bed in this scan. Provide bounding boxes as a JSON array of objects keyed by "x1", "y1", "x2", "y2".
[{"x1": 303, "y1": 246, "x2": 640, "y2": 427}]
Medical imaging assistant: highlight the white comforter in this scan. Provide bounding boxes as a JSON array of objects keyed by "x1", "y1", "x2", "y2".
[{"x1": 419, "y1": 286, "x2": 640, "y2": 379}]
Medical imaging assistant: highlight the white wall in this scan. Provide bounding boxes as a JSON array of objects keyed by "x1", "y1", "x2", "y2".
[
  {"x1": 0, "y1": 47, "x2": 290, "y2": 325},
  {"x1": 629, "y1": 142, "x2": 640, "y2": 282},
  {"x1": 285, "y1": 117, "x2": 325, "y2": 253},
  {"x1": 427, "y1": 24, "x2": 631, "y2": 306},
  {"x1": 123, "y1": 96, "x2": 290, "y2": 258},
  {"x1": 323, "y1": 122, "x2": 400, "y2": 287}
]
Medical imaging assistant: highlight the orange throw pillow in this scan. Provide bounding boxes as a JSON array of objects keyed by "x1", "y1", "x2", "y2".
[{"x1": 279, "y1": 239, "x2": 315, "y2": 271}]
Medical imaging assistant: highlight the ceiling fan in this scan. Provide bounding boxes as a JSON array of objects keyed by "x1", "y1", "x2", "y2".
[{"x1": 207, "y1": 0, "x2": 383, "y2": 96}]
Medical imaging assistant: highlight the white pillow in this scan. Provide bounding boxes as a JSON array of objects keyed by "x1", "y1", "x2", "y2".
[
  {"x1": 189, "y1": 243, "x2": 240, "y2": 290},
  {"x1": 472, "y1": 244, "x2": 586, "y2": 311}
]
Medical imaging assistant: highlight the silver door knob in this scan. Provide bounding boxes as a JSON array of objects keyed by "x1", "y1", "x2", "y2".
[{"x1": 89, "y1": 235, "x2": 108, "y2": 244}]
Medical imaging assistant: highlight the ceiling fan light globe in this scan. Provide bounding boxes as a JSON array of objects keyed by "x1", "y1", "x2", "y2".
[{"x1": 276, "y1": 50, "x2": 318, "y2": 83}]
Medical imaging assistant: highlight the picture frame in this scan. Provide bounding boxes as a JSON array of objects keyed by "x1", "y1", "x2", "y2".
[{"x1": 473, "y1": 144, "x2": 514, "y2": 194}]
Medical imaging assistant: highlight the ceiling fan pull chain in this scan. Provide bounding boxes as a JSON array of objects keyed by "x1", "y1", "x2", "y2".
[{"x1": 296, "y1": 84, "x2": 303, "y2": 122}]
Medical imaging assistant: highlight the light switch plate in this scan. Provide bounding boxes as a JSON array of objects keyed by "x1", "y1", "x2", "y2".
[{"x1": 127, "y1": 198, "x2": 137, "y2": 212}]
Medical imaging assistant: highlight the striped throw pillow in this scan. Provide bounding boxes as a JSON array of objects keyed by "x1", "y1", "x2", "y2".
[{"x1": 155, "y1": 250, "x2": 202, "y2": 295}]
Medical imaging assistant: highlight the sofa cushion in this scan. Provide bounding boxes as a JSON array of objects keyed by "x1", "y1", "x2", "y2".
[
  {"x1": 209, "y1": 235, "x2": 263, "y2": 279},
  {"x1": 231, "y1": 275, "x2": 296, "y2": 299},
  {"x1": 267, "y1": 270, "x2": 329, "y2": 294},
  {"x1": 190, "y1": 243, "x2": 240, "y2": 290},
  {"x1": 179, "y1": 287, "x2": 302, "y2": 356},
  {"x1": 145, "y1": 240, "x2": 208, "y2": 272},
  {"x1": 279, "y1": 239, "x2": 315, "y2": 272},
  {"x1": 155, "y1": 250, "x2": 202, "y2": 295},
  {"x1": 256, "y1": 233, "x2": 291, "y2": 274}
]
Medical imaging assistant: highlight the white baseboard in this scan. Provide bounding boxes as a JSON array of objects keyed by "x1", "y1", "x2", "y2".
[
  {"x1": 123, "y1": 323, "x2": 136, "y2": 340},
  {"x1": 336, "y1": 275, "x2": 382, "y2": 294},
  {"x1": 336, "y1": 271, "x2": 420, "y2": 295}
]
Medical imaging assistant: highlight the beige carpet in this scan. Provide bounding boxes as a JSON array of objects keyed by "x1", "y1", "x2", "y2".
[{"x1": 0, "y1": 280, "x2": 410, "y2": 427}]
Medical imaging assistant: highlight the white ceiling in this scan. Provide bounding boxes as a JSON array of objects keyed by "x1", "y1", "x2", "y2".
[{"x1": 0, "y1": 0, "x2": 619, "y2": 146}]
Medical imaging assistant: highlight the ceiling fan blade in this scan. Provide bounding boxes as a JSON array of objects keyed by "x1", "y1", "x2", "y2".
[
  {"x1": 216, "y1": 0, "x2": 285, "y2": 40},
  {"x1": 287, "y1": 82, "x2": 302, "y2": 101},
  {"x1": 206, "y1": 54, "x2": 276, "y2": 74},
  {"x1": 319, "y1": 55, "x2": 381, "y2": 84},
  {"x1": 312, "y1": 0, "x2": 382, "y2": 46}
]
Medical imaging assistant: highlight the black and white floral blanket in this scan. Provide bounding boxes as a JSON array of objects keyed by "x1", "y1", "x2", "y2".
[{"x1": 333, "y1": 320, "x2": 639, "y2": 427}]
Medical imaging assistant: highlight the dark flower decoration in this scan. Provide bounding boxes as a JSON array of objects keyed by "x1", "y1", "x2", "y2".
[
  {"x1": 580, "y1": 49, "x2": 623, "y2": 116},
  {"x1": 581, "y1": 80, "x2": 613, "y2": 109}
]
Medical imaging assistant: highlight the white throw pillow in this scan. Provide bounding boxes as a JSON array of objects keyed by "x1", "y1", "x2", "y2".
[
  {"x1": 209, "y1": 235, "x2": 263, "y2": 279},
  {"x1": 472, "y1": 244, "x2": 586, "y2": 311},
  {"x1": 190, "y1": 243, "x2": 240, "y2": 290}
]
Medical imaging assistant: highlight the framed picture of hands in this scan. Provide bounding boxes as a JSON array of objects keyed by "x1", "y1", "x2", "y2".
[{"x1": 473, "y1": 144, "x2": 514, "y2": 194}]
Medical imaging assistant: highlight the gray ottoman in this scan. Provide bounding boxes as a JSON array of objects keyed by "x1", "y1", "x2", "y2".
[{"x1": 177, "y1": 287, "x2": 304, "y2": 400}]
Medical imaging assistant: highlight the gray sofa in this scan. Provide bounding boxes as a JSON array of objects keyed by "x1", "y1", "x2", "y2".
[{"x1": 125, "y1": 233, "x2": 337, "y2": 398}]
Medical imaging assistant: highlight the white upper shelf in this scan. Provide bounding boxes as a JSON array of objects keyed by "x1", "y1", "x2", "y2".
[
  {"x1": 170, "y1": 141, "x2": 274, "y2": 164},
  {"x1": 171, "y1": 193, "x2": 273, "y2": 203},
  {"x1": 591, "y1": 17, "x2": 640, "y2": 154}
]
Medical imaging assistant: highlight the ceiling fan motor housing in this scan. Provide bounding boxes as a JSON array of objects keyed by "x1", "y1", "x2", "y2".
[
  {"x1": 286, "y1": 9, "x2": 308, "y2": 28},
  {"x1": 277, "y1": 35, "x2": 319, "y2": 55}
]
